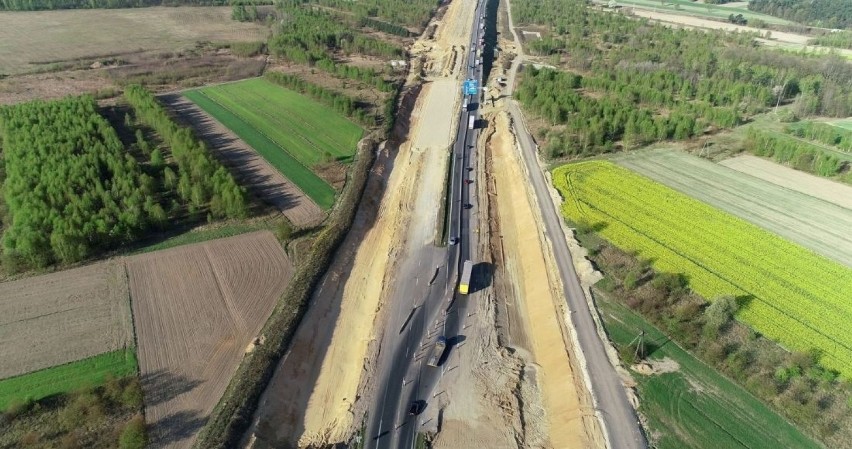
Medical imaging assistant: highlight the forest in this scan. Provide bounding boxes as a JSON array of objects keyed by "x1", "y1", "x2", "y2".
[
  {"x1": 0, "y1": 0, "x2": 231, "y2": 11},
  {"x1": 748, "y1": 0, "x2": 852, "y2": 29},
  {"x1": 268, "y1": 5, "x2": 403, "y2": 65},
  {"x1": 304, "y1": 0, "x2": 438, "y2": 30},
  {"x1": 0, "y1": 96, "x2": 159, "y2": 266},
  {"x1": 512, "y1": 0, "x2": 852, "y2": 156},
  {"x1": 123, "y1": 85, "x2": 249, "y2": 221},
  {"x1": 787, "y1": 121, "x2": 852, "y2": 151}
]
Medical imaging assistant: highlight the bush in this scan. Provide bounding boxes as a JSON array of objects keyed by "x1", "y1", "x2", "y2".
[{"x1": 119, "y1": 414, "x2": 147, "y2": 449}]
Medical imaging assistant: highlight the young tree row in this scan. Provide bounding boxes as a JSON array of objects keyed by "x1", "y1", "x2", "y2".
[
  {"x1": 123, "y1": 85, "x2": 248, "y2": 219},
  {"x1": 264, "y1": 71, "x2": 377, "y2": 126},
  {"x1": 0, "y1": 96, "x2": 160, "y2": 266},
  {"x1": 303, "y1": 0, "x2": 436, "y2": 30},
  {"x1": 787, "y1": 121, "x2": 852, "y2": 152},
  {"x1": 744, "y1": 128, "x2": 846, "y2": 177}
]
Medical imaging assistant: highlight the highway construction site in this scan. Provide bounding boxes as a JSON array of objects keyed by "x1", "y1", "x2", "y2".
[{"x1": 242, "y1": 0, "x2": 623, "y2": 447}]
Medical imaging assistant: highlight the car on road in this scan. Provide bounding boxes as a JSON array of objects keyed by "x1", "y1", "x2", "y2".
[
  {"x1": 464, "y1": 179, "x2": 473, "y2": 184},
  {"x1": 464, "y1": 203, "x2": 473, "y2": 210},
  {"x1": 450, "y1": 237, "x2": 459, "y2": 245},
  {"x1": 408, "y1": 401, "x2": 424, "y2": 415}
]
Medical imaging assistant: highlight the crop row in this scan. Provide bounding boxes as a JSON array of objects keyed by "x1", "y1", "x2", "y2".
[{"x1": 553, "y1": 161, "x2": 852, "y2": 376}]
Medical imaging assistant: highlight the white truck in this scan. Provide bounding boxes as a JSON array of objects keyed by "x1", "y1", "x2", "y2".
[{"x1": 468, "y1": 116, "x2": 475, "y2": 130}]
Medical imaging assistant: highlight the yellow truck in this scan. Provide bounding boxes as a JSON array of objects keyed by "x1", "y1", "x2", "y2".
[{"x1": 459, "y1": 260, "x2": 473, "y2": 294}]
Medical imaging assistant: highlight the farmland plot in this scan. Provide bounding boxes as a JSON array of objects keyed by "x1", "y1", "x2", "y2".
[
  {"x1": 616, "y1": 149, "x2": 852, "y2": 268},
  {"x1": 185, "y1": 78, "x2": 364, "y2": 209},
  {"x1": 127, "y1": 231, "x2": 293, "y2": 449},
  {"x1": 720, "y1": 154, "x2": 852, "y2": 210},
  {"x1": 0, "y1": 7, "x2": 268, "y2": 75},
  {"x1": 553, "y1": 161, "x2": 852, "y2": 377},
  {"x1": 0, "y1": 261, "x2": 133, "y2": 380}
]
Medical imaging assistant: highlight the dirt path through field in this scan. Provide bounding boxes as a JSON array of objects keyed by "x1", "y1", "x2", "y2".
[
  {"x1": 128, "y1": 231, "x2": 292, "y2": 449},
  {"x1": 160, "y1": 94, "x2": 325, "y2": 228}
]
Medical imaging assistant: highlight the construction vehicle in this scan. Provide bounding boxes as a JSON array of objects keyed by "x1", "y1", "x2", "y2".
[
  {"x1": 427, "y1": 336, "x2": 447, "y2": 367},
  {"x1": 459, "y1": 260, "x2": 473, "y2": 294}
]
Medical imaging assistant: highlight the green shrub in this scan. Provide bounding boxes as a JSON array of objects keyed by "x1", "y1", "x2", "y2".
[{"x1": 119, "y1": 415, "x2": 147, "y2": 449}]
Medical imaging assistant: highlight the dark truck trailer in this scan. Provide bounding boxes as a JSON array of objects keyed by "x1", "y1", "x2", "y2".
[{"x1": 427, "y1": 336, "x2": 447, "y2": 367}]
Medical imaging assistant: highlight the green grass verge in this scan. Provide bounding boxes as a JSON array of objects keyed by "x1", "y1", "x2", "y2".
[
  {"x1": 0, "y1": 349, "x2": 138, "y2": 411},
  {"x1": 130, "y1": 221, "x2": 276, "y2": 255},
  {"x1": 183, "y1": 87, "x2": 338, "y2": 210},
  {"x1": 829, "y1": 118, "x2": 852, "y2": 132},
  {"x1": 597, "y1": 293, "x2": 821, "y2": 449}
]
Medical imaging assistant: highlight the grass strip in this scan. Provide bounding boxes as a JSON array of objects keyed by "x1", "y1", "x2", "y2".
[
  {"x1": 183, "y1": 89, "x2": 336, "y2": 209},
  {"x1": 597, "y1": 292, "x2": 821, "y2": 449},
  {"x1": 0, "y1": 349, "x2": 137, "y2": 410}
]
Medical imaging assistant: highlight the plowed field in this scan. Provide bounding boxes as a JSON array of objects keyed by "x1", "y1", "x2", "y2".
[
  {"x1": 127, "y1": 231, "x2": 293, "y2": 449},
  {"x1": 0, "y1": 261, "x2": 132, "y2": 380}
]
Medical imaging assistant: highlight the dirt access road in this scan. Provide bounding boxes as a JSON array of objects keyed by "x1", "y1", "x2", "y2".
[{"x1": 128, "y1": 231, "x2": 293, "y2": 449}]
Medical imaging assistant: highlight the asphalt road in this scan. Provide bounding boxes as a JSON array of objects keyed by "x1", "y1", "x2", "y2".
[
  {"x1": 502, "y1": 0, "x2": 648, "y2": 445},
  {"x1": 365, "y1": 2, "x2": 486, "y2": 448}
]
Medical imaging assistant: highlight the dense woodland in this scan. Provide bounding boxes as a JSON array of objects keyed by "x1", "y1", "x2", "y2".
[
  {"x1": 748, "y1": 0, "x2": 852, "y2": 29},
  {"x1": 305, "y1": 0, "x2": 438, "y2": 30},
  {"x1": 0, "y1": 96, "x2": 161, "y2": 266},
  {"x1": 269, "y1": 5, "x2": 403, "y2": 64},
  {"x1": 512, "y1": 0, "x2": 852, "y2": 156},
  {"x1": 0, "y1": 0, "x2": 229, "y2": 10},
  {"x1": 123, "y1": 85, "x2": 249, "y2": 220}
]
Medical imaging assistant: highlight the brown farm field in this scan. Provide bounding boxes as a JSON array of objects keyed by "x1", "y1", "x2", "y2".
[
  {"x1": 126, "y1": 231, "x2": 293, "y2": 449},
  {"x1": 0, "y1": 260, "x2": 133, "y2": 380},
  {"x1": 0, "y1": 7, "x2": 268, "y2": 76}
]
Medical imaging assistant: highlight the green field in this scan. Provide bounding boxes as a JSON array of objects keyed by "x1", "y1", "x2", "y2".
[
  {"x1": 607, "y1": 0, "x2": 792, "y2": 25},
  {"x1": 830, "y1": 118, "x2": 852, "y2": 131},
  {"x1": 0, "y1": 349, "x2": 138, "y2": 410},
  {"x1": 553, "y1": 161, "x2": 852, "y2": 377},
  {"x1": 597, "y1": 294, "x2": 821, "y2": 449},
  {"x1": 185, "y1": 78, "x2": 363, "y2": 210}
]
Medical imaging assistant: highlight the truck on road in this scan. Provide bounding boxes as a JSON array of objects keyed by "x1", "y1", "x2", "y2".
[
  {"x1": 468, "y1": 116, "x2": 475, "y2": 130},
  {"x1": 427, "y1": 336, "x2": 447, "y2": 367},
  {"x1": 459, "y1": 260, "x2": 473, "y2": 294}
]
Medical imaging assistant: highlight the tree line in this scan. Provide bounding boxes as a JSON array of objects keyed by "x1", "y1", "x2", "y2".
[
  {"x1": 809, "y1": 30, "x2": 852, "y2": 50},
  {"x1": 748, "y1": 0, "x2": 852, "y2": 29},
  {"x1": 787, "y1": 121, "x2": 852, "y2": 151},
  {"x1": 0, "y1": 0, "x2": 228, "y2": 10},
  {"x1": 264, "y1": 71, "x2": 377, "y2": 127},
  {"x1": 123, "y1": 85, "x2": 248, "y2": 220},
  {"x1": 0, "y1": 96, "x2": 161, "y2": 266},
  {"x1": 744, "y1": 128, "x2": 846, "y2": 178}
]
